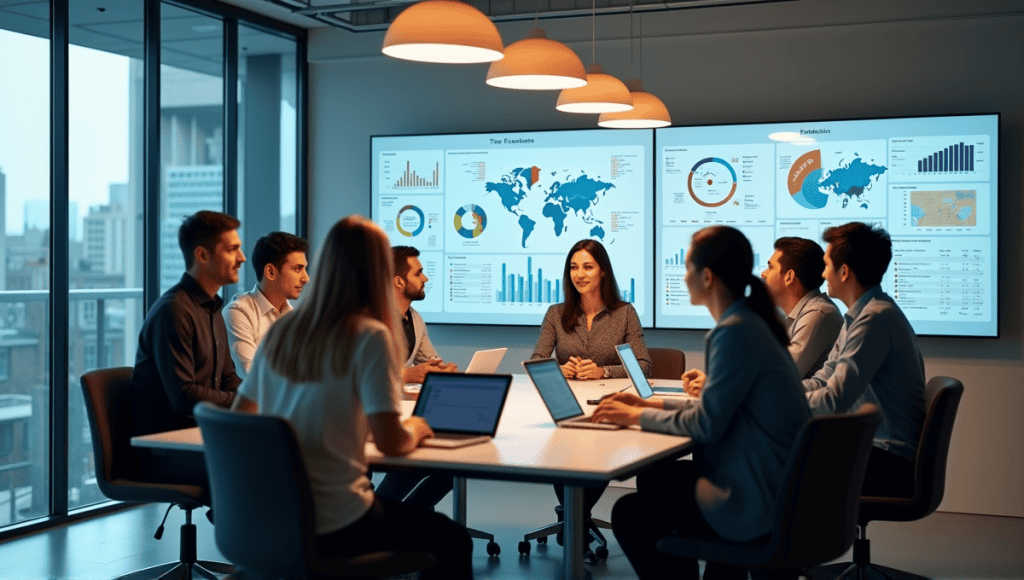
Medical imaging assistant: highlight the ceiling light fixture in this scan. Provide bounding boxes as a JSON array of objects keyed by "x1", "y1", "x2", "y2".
[
  {"x1": 486, "y1": 27, "x2": 587, "y2": 90},
  {"x1": 599, "y1": 9, "x2": 671, "y2": 128},
  {"x1": 555, "y1": 0, "x2": 632, "y2": 114},
  {"x1": 382, "y1": 0, "x2": 504, "y2": 64}
]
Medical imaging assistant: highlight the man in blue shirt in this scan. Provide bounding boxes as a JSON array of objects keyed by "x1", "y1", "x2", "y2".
[{"x1": 804, "y1": 222, "x2": 926, "y2": 497}]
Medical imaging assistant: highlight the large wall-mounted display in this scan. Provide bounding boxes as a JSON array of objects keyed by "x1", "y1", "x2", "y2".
[
  {"x1": 371, "y1": 129, "x2": 655, "y2": 327},
  {"x1": 655, "y1": 113, "x2": 999, "y2": 337}
]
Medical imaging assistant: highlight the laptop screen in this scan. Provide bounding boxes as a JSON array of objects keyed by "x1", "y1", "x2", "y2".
[
  {"x1": 523, "y1": 358, "x2": 584, "y2": 422},
  {"x1": 616, "y1": 344, "x2": 654, "y2": 399},
  {"x1": 412, "y1": 373, "x2": 512, "y2": 435}
]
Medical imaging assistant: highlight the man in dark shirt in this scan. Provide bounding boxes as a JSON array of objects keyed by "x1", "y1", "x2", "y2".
[{"x1": 129, "y1": 210, "x2": 246, "y2": 488}]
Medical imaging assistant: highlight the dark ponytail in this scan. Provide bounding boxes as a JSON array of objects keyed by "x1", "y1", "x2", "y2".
[
  {"x1": 690, "y1": 226, "x2": 789, "y2": 347},
  {"x1": 746, "y1": 274, "x2": 789, "y2": 347}
]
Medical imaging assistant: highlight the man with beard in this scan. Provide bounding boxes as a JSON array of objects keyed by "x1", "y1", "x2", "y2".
[{"x1": 392, "y1": 245, "x2": 458, "y2": 383}]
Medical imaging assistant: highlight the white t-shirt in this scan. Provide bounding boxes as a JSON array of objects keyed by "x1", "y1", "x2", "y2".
[{"x1": 238, "y1": 318, "x2": 402, "y2": 534}]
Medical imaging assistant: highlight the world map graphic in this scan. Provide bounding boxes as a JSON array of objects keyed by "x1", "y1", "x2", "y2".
[{"x1": 484, "y1": 166, "x2": 615, "y2": 248}]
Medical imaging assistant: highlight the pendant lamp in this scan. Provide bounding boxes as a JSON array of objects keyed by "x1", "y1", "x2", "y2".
[
  {"x1": 486, "y1": 28, "x2": 587, "y2": 90},
  {"x1": 599, "y1": 79, "x2": 671, "y2": 128},
  {"x1": 555, "y1": 0, "x2": 632, "y2": 113},
  {"x1": 382, "y1": 0, "x2": 504, "y2": 64},
  {"x1": 598, "y1": 12, "x2": 671, "y2": 128},
  {"x1": 556, "y1": 63, "x2": 633, "y2": 113}
]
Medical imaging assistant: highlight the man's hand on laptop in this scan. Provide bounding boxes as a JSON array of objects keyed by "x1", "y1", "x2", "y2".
[
  {"x1": 682, "y1": 369, "x2": 706, "y2": 396},
  {"x1": 403, "y1": 416, "x2": 434, "y2": 446},
  {"x1": 405, "y1": 358, "x2": 459, "y2": 383}
]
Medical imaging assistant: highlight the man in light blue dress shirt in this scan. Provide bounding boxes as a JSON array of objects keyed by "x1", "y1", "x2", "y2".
[
  {"x1": 805, "y1": 222, "x2": 926, "y2": 498},
  {"x1": 761, "y1": 236, "x2": 843, "y2": 378}
]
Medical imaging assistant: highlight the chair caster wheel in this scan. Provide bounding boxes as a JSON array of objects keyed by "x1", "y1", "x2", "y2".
[
  {"x1": 518, "y1": 541, "x2": 531, "y2": 555},
  {"x1": 536, "y1": 536, "x2": 547, "y2": 544},
  {"x1": 584, "y1": 549, "x2": 598, "y2": 564},
  {"x1": 486, "y1": 541, "x2": 501, "y2": 557},
  {"x1": 555, "y1": 531, "x2": 564, "y2": 546},
  {"x1": 595, "y1": 546, "x2": 609, "y2": 561}
]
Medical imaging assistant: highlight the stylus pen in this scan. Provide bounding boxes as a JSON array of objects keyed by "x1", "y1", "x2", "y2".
[{"x1": 586, "y1": 384, "x2": 631, "y2": 405}]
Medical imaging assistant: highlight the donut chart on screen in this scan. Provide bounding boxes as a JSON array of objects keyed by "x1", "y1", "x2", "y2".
[
  {"x1": 687, "y1": 157, "x2": 738, "y2": 207},
  {"x1": 454, "y1": 204, "x2": 487, "y2": 238},
  {"x1": 787, "y1": 149, "x2": 829, "y2": 210},
  {"x1": 395, "y1": 204, "x2": 425, "y2": 237}
]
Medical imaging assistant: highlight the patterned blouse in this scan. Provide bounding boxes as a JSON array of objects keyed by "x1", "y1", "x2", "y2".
[{"x1": 530, "y1": 302, "x2": 651, "y2": 378}]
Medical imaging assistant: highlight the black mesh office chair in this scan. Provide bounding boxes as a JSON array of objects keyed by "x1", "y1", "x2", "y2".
[
  {"x1": 80, "y1": 367, "x2": 234, "y2": 580},
  {"x1": 814, "y1": 376, "x2": 964, "y2": 580},
  {"x1": 656, "y1": 404, "x2": 881, "y2": 578},
  {"x1": 194, "y1": 402, "x2": 436, "y2": 579},
  {"x1": 648, "y1": 347, "x2": 686, "y2": 380}
]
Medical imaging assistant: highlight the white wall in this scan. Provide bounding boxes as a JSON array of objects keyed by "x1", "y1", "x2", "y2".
[{"x1": 307, "y1": 0, "x2": 1024, "y2": 517}]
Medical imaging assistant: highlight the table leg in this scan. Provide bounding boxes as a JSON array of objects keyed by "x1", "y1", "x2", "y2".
[
  {"x1": 563, "y1": 485, "x2": 585, "y2": 580},
  {"x1": 453, "y1": 476, "x2": 468, "y2": 526}
]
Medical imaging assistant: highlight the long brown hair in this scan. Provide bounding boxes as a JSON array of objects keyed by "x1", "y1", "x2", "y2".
[
  {"x1": 261, "y1": 216, "x2": 404, "y2": 381},
  {"x1": 690, "y1": 226, "x2": 789, "y2": 346},
  {"x1": 560, "y1": 239, "x2": 624, "y2": 332}
]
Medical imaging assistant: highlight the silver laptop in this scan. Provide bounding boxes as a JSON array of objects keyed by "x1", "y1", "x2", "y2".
[
  {"x1": 522, "y1": 358, "x2": 623, "y2": 430},
  {"x1": 412, "y1": 372, "x2": 513, "y2": 448},
  {"x1": 464, "y1": 347, "x2": 508, "y2": 374},
  {"x1": 615, "y1": 344, "x2": 689, "y2": 398}
]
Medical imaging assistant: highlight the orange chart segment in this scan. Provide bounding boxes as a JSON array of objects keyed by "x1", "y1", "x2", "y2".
[{"x1": 787, "y1": 149, "x2": 829, "y2": 210}]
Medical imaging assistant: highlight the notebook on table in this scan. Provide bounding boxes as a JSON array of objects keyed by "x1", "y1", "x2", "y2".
[
  {"x1": 412, "y1": 372, "x2": 513, "y2": 448},
  {"x1": 464, "y1": 347, "x2": 508, "y2": 374},
  {"x1": 522, "y1": 358, "x2": 623, "y2": 430},
  {"x1": 615, "y1": 343, "x2": 689, "y2": 398}
]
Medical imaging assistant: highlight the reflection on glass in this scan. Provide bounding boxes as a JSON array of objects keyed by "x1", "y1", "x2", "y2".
[
  {"x1": 236, "y1": 26, "x2": 299, "y2": 291},
  {"x1": 0, "y1": 22, "x2": 51, "y2": 526},
  {"x1": 160, "y1": 4, "x2": 224, "y2": 294},
  {"x1": 67, "y1": 0, "x2": 145, "y2": 511}
]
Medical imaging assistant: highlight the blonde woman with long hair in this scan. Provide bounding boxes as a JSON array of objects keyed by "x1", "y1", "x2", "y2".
[{"x1": 234, "y1": 216, "x2": 473, "y2": 578}]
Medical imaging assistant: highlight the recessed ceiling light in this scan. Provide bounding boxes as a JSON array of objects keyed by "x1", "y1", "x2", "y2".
[{"x1": 191, "y1": 24, "x2": 219, "y2": 33}]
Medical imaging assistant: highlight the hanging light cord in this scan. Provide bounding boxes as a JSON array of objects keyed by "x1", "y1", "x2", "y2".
[
  {"x1": 629, "y1": 0, "x2": 635, "y2": 79},
  {"x1": 592, "y1": 0, "x2": 596, "y2": 64}
]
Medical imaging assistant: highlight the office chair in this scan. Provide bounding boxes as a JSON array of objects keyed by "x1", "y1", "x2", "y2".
[
  {"x1": 656, "y1": 404, "x2": 881, "y2": 578},
  {"x1": 648, "y1": 347, "x2": 686, "y2": 380},
  {"x1": 193, "y1": 402, "x2": 436, "y2": 579},
  {"x1": 80, "y1": 367, "x2": 234, "y2": 580},
  {"x1": 518, "y1": 489, "x2": 612, "y2": 562},
  {"x1": 814, "y1": 376, "x2": 964, "y2": 580}
]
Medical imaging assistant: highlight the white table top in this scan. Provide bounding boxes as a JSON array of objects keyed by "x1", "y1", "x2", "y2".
[{"x1": 132, "y1": 375, "x2": 693, "y2": 486}]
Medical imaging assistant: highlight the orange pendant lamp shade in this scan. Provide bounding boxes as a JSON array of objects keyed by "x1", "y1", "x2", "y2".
[
  {"x1": 556, "y1": 63, "x2": 633, "y2": 114},
  {"x1": 382, "y1": 0, "x2": 504, "y2": 64},
  {"x1": 486, "y1": 28, "x2": 587, "y2": 90},
  {"x1": 598, "y1": 79, "x2": 671, "y2": 128}
]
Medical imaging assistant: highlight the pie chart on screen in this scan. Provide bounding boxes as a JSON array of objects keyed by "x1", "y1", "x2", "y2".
[{"x1": 788, "y1": 149, "x2": 829, "y2": 210}]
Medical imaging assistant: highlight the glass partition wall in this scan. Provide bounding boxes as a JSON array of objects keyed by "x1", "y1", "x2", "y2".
[{"x1": 0, "y1": 0, "x2": 306, "y2": 533}]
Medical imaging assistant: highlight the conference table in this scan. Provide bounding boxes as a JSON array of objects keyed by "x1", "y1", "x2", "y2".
[{"x1": 132, "y1": 375, "x2": 694, "y2": 580}]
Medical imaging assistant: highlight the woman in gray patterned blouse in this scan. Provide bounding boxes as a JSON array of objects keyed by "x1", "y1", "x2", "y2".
[
  {"x1": 529, "y1": 238, "x2": 652, "y2": 555},
  {"x1": 530, "y1": 239, "x2": 652, "y2": 379}
]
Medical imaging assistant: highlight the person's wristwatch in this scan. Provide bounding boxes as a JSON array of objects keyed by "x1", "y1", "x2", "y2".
[{"x1": 603, "y1": 366, "x2": 610, "y2": 378}]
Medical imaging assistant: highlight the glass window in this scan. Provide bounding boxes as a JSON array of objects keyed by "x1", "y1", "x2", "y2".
[
  {"x1": 0, "y1": 17, "x2": 51, "y2": 527},
  {"x1": 68, "y1": 0, "x2": 145, "y2": 510},
  {"x1": 236, "y1": 26, "x2": 299, "y2": 291},
  {"x1": 160, "y1": 4, "x2": 224, "y2": 294}
]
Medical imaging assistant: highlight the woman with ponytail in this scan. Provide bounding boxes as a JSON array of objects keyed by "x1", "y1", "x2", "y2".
[{"x1": 592, "y1": 226, "x2": 810, "y2": 580}]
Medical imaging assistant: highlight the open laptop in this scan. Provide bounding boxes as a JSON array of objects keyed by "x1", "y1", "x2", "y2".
[
  {"x1": 412, "y1": 372, "x2": 513, "y2": 448},
  {"x1": 522, "y1": 358, "x2": 623, "y2": 430},
  {"x1": 464, "y1": 347, "x2": 508, "y2": 374},
  {"x1": 615, "y1": 344, "x2": 689, "y2": 398}
]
